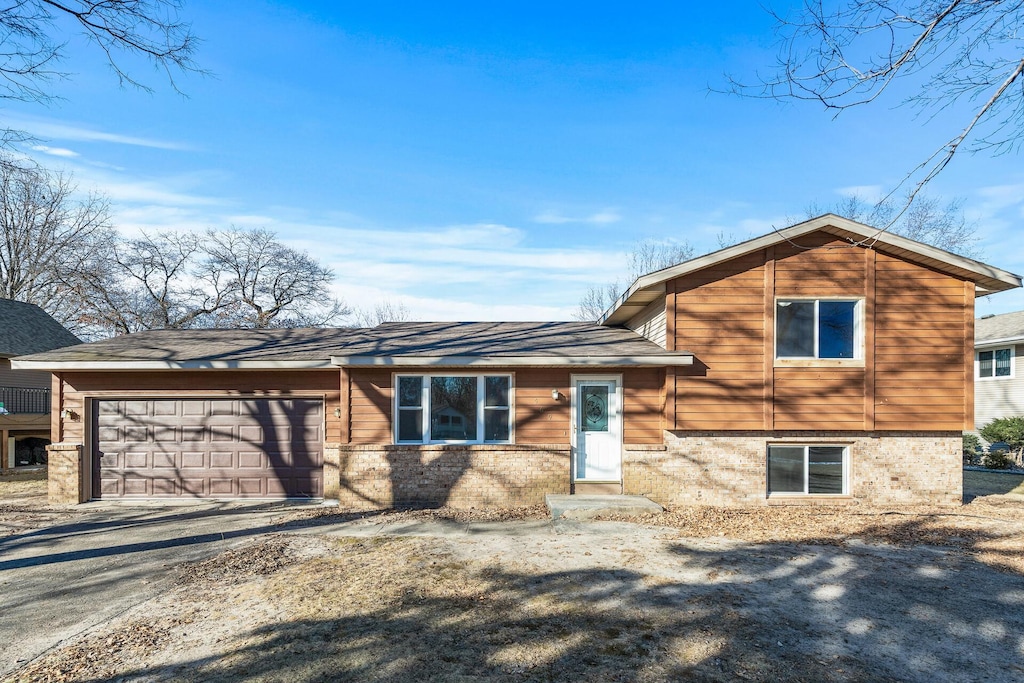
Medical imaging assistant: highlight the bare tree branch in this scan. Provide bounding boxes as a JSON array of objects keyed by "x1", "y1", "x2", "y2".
[{"x1": 727, "y1": 0, "x2": 1024, "y2": 235}]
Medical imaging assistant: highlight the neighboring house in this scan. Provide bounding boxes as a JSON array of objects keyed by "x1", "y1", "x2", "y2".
[
  {"x1": 14, "y1": 215, "x2": 1022, "y2": 507},
  {"x1": 974, "y1": 309, "x2": 1024, "y2": 431},
  {"x1": 0, "y1": 299, "x2": 82, "y2": 469}
]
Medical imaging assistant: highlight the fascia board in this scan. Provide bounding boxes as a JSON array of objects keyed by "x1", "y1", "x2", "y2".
[
  {"x1": 331, "y1": 354, "x2": 694, "y2": 367},
  {"x1": 9, "y1": 359, "x2": 335, "y2": 371}
]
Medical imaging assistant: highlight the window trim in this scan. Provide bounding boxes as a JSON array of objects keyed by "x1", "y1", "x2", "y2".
[
  {"x1": 774, "y1": 297, "x2": 865, "y2": 366},
  {"x1": 393, "y1": 373, "x2": 514, "y2": 445},
  {"x1": 977, "y1": 346, "x2": 1015, "y2": 380},
  {"x1": 767, "y1": 443, "x2": 850, "y2": 497}
]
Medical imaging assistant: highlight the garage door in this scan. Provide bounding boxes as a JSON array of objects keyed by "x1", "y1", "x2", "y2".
[{"x1": 93, "y1": 398, "x2": 323, "y2": 499}]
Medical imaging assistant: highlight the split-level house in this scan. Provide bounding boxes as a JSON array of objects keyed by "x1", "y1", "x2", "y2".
[
  {"x1": 974, "y1": 309, "x2": 1024, "y2": 432},
  {"x1": 14, "y1": 215, "x2": 1022, "y2": 506},
  {"x1": 0, "y1": 299, "x2": 81, "y2": 469}
]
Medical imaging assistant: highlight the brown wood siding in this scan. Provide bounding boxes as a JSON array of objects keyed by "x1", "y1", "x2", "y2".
[
  {"x1": 873, "y1": 253, "x2": 969, "y2": 430},
  {"x1": 56, "y1": 371, "x2": 342, "y2": 445},
  {"x1": 514, "y1": 369, "x2": 570, "y2": 444},
  {"x1": 349, "y1": 369, "x2": 391, "y2": 444},
  {"x1": 673, "y1": 251, "x2": 769, "y2": 430},
  {"x1": 623, "y1": 367, "x2": 663, "y2": 444},
  {"x1": 669, "y1": 230, "x2": 971, "y2": 432}
]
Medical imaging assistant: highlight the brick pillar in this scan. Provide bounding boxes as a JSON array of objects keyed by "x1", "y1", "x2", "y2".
[
  {"x1": 46, "y1": 443, "x2": 84, "y2": 504},
  {"x1": 323, "y1": 442, "x2": 342, "y2": 501}
]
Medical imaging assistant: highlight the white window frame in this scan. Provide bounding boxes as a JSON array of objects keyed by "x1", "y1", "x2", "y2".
[
  {"x1": 767, "y1": 444, "x2": 850, "y2": 496},
  {"x1": 775, "y1": 297, "x2": 864, "y2": 363},
  {"x1": 394, "y1": 373, "x2": 514, "y2": 445},
  {"x1": 977, "y1": 346, "x2": 1015, "y2": 380}
]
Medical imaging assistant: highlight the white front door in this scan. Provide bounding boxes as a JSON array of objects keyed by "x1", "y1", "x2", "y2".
[{"x1": 573, "y1": 378, "x2": 622, "y2": 481}]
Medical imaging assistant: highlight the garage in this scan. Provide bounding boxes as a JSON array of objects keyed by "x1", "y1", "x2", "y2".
[{"x1": 93, "y1": 398, "x2": 324, "y2": 499}]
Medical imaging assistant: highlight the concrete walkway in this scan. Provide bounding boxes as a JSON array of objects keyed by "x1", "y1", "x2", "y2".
[
  {"x1": 0, "y1": 501, "x2": 319, "y2": 677},
  {"x1": 545, "y1": 494, "x2": 663, "y2": 520}
]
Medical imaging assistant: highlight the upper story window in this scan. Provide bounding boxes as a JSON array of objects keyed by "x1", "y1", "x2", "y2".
[
  {"x1": 978, "y1": 347, "x2": 1013, "y2": 379},
  {"x1": 396, "y1": 374, "x2": 512, "y2": 444},
  {"x1": 776, "y1": 299, "x2": 862, "y2": 360}
]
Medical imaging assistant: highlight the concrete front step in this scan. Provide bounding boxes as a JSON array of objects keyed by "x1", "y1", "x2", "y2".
[{"x1": 545, "y1": 494, "x2": 663, "y2": 520}]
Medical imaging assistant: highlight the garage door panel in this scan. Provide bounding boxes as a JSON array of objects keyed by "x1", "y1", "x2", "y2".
[
  {"x1": 95, "y1": 398, "x2": 323, "y2": 499},
  {"x1": 181, "y1": 451, "x2": 205, "y2": 468},
  {"x1": 152, "y1": 451, "x2": 176, "y2": 469},
  {"x1": 238, "y1": 450, "x2": 263, "y2": 468},
  {"x1": 210, "y1": 427, "x2": 236, "y2": 442},
  {"x1": 125, "y1": 400, "x2": 149, "y2": 416},
  {"x1": 152, "y1": 400, "x2": 178, "y2": 416}
]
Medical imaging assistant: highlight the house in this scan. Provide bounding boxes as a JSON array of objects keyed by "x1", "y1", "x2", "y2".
[
  {"x1": 13, "y1": 215, "x2": 1022, "y2": 507},
  {"x1": 0, "y1": 299, "x2": 82, "y2": 470},
  {"x1": 974, "y1": 310, "x2": 1024, "y2": 431}
]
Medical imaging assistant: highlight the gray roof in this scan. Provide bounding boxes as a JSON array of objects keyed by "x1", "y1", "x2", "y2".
[
  {"x1": 0, "y1": 299, "x2": 81, "y2": 358},
  {"x1": 13, "y1": 321, "x2": 690, "y2": 369},
  {"x1": 330, "y1": 321, "x2": 673, "y2": 357},
  {"x1": 976, "y1": 310, "x2": 1024, "y2": 344},
  {"x1": 15, "y1": 327, "x2": 361, "y2": 364}
]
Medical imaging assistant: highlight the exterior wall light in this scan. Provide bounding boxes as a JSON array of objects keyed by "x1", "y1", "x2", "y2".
[{"x1": 551, "y1": 389, "x2": 560, "y2": 401}]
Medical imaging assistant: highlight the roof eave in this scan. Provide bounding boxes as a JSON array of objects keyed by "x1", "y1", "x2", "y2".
[
  {"x1": 599, "y1": 214, "x2": 1023, "y2": 326},
  {"x1": 10, "y1": 359, "x2": 335, "y2": 371},
  {"x1": 330, "y1": 354, "x2": 694, "y2": 367},
  {"x1": 976, "y1": 336, "x2": 1024, "y2": 347}
]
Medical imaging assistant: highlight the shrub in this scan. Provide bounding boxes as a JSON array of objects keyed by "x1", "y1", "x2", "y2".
[
  {"x1": 963, "y1": 433, "x2": 983, "y2": 465},
  {"x1": 983, "y1": 449, "x2": 1012, "y2": 470},
  {"x1": 979, "y1": 417, "x2": 1024, "y2": 466}
]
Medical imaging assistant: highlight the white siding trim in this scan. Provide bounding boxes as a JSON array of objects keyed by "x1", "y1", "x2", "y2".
[{"x1": 626, "y1": 297, "x2": 667, "y2": 348}]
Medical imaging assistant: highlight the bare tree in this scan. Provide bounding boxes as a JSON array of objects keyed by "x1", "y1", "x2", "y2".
[
  {"x1": 0, "y1": 1, "x2": 201, "y2": 156},
  {"x1": 351, "y1": 300, "x2": 412, "y2": 327},
  {"x1": 573, "y1": 238, "x2": 694, "y2": 321},
  {"x1": 807, "y1": 193, "x2": 979, "y2": 257},
  {"x1": 204, "y1": 228, "x2": 349, "y2": 329},
  {"x1": 89, "y1": 231, "x2": 236, "y2": 334},
  {"x1": 1, "y1": 0, "x2": 200, "y2": 101},
  {"x1": 730, "y1": 1, "x2": 1024, "y2": 215},
  {"x1": 0, "y1": 160, "x2": 114, "y2": 334}
]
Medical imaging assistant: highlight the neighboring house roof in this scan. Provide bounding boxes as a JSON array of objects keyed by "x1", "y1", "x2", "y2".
[
  {"x1": 0, "y1": 299, "x2": 82, "y2": 358},
  {"x1": 12, "y1": 322, "x2": 693, "y2": 370},
  {"x1": 601, "y1": 214, "x2": 1023, "y2": 326},
  {"x1": 13, "y1": 327, "x2": 362, "y2": 370},
  {"x1": 329, "y1": 321, "x2": 693, "y2": 367},
  {"x1": 976, "y1": 310, "x2": 1024, "y2": 346}
]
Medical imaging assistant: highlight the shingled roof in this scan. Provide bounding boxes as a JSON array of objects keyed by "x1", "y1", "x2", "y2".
[
  {"x1": 13, "y1": 327, "x2": 361, "y2": 369},
  {"x1": 976, "y1": 310, "x2": 1024, "y2": 345},
  {"x1": 329, "y1": 321, "x2": 692, "y2": 366},
  {"x1": 0, "y1": 299, "x2": 81, "y2": 358},
  {"x1": 13, "y1": 322, "x2": 693, "y2": 370}
]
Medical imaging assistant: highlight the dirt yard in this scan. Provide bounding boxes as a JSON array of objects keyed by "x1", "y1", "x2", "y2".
[{"x1": 5, "y1": 472, "x2": 1024, "y2": 682}]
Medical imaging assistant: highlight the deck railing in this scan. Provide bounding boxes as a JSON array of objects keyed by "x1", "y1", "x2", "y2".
[{"x1": 0, "y1": 387, "x2": 51, "y2": 414}]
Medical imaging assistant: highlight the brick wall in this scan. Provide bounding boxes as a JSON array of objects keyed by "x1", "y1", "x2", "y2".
[
  {"x1": 46, "y1": 442, "x2": 84, "y2": 504},
  {"x1": 623, "y1": 432, "x2": 962, "y2": 507},
  {"x1": 328, "y1": 443, "x2": 570, "y2": 509}
]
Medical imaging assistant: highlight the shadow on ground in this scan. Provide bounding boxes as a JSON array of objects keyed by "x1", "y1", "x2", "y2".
[{"x1": 33, "y1": 516, "x2": 1024, "y2": 683}]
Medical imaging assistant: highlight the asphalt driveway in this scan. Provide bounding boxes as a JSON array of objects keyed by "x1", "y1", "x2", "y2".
[{"x1": 0, "y1": 501, "x2": 318, "y2": 677}]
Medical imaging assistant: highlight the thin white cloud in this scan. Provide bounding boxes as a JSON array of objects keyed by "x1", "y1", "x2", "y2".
[
  {"x1": 533, "y1": 208, "x2": 622, "y2": 225},
  {"x1": 9, "y1": 114, "x2": 189, "y2": 150},
  {"x1": 30, "y1": 144, "x2": 79, "y2": 158}
]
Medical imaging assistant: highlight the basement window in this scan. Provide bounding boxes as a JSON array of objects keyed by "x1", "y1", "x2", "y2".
[
  {"x1": 395, "y1": 375, "x2": 512, "y2": 444},
  {"x1": 768, "y1": 445, "x2": 848, "y2": 496}
]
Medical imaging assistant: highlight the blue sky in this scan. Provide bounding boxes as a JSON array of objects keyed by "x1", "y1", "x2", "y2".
[{"x1": 6, "y1": 1, "x2": 1024, "y2": 319}]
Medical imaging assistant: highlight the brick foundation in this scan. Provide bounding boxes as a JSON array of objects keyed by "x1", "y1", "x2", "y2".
[
  {"x1": 330, "y1": 443, "x2": 570, "y2": 509},
  {"x1": 624, "y1": 432, "x2": 962, "y2": 507},
  {"x1": 46, "y1": 442, "x2": 84, "y2": 504}
]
